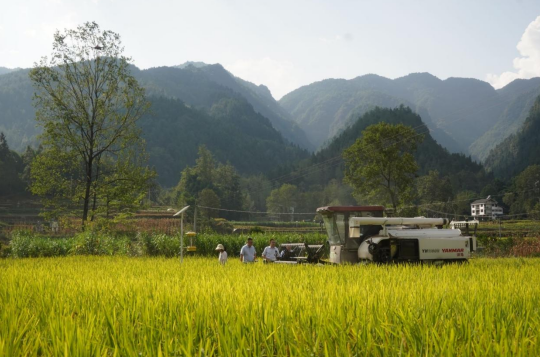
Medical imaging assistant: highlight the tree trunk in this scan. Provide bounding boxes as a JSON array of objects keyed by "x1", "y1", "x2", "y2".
[
  {"x1": 82, "y1": 158, "x2": 93, "y2": 229},
  {"x1": 90, "y1": 159, "x2": 101, "y2": 222}
]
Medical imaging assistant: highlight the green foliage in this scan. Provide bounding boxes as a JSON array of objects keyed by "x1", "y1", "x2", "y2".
[
  {"x1": 70, "y1": 231, "x2": 131, "y2": 256},
  {"x1": 29, "y1": 22, "x2": 154, "y2": 226},
  {"x1": 140, "y1": 233, "x2": 179, "y2": 257},
  {"x1": 140, "y1": 96, "x2": 309, "y2": 187},
  {"x1": 0, "y1": 132, "x2": 26, "y2": 197},
  {"x1": 502, "y1": 165, "x2": 540, "y2": 216},
  {"x1": 266, "y1": 184, "x2": 299, "y2": 214},
  {"x1": 5, "y1": 231, "x2": 326, "y2": 258},
  {"x1": 10, "y1": 230, "x2": 72, "y2": 258},
  {"x1": 174, "y1": 146, "x2": 244, "y2": 221},
  {"x1": 305, "y1": 106, "x2": 491, "y2": 196},
  {"x1": 451, "y1": 190, "x2": 478, "y2": 216},
  {"x1": 343, "y1": 121, "x2": 423, "y2": 211},
  {"x1": 241, "y1": 174, "x2": 272, "y2": 213},
  {"x1": 416, "y1": 170, "x2": 453, "y2": 204},
  {"x1": 198, "y1": 189, "x2": 221, "y2": 219}
]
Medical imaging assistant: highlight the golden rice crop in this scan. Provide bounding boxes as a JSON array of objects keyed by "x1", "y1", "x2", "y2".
[{"x1": 1, "y1": 257, "x2": 539, "y2": 356}]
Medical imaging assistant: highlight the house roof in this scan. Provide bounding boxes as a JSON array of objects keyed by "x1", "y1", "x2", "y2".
[
  {"x1": 471, "y1": 198, "x2": 497, "y2": 204},
  {"x1": 316, "y1": 206, "x2": 385, "y2": 214}
]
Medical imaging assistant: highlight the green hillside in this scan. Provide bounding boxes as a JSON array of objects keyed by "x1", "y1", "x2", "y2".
[
  {"x1": 137, "y1": 63, "x2": 313, "y2": 150},
  {"x1": 293, "y1": 106, "x2": 491, "y2": 194},
  {"x1": 0, "y1": 69, "x2": 38, "y2": 151},
  {"x1": 484, "y1": 94, "x2": 540, "y2": 180},
  {"x1": 0, "y1": 66, "x2": 309, "y2": 187},
  {"x1": 0, "y1": 64, "x2": 313, "y2": 152},
  {"x1": 140, "y1": 96, "x2": 308, "y2": 187}
]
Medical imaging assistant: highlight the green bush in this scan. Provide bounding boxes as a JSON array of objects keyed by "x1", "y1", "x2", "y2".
[
  {"x1": 5, "y1": 231, "x2": 327, "y2": 258},
  {"x1": 10, "y1": 230, "x2": 33, "y2": 258},
  {"x1": 10, "y1": 230, "x2": 73, "y2": 258},
  {"x1": 71, "y1": 231, "x2": 133, "y2": 256}
]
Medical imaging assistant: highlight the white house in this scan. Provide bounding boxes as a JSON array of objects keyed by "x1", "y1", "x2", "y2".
[{"x1": 471, "y1": 196, "x2": 503, "y2": 219}]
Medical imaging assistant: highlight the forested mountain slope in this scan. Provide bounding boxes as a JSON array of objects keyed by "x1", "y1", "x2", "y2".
[
  {"x1": 140, "y1": 96, "x2": 308, "y2": 187},
  {"x1": 0, "y1": 66, "x2": 309, "y2": 187},
  {"x1": 484, "y1": 95, "x2": 540, "y2": 180},
  {"x1": 136, "y1": 63, "x2": 313, "y2": 150},
  {"x1": 280, "y1": 73, "x2": 540, "y2": 160},
  {"x1": 0, "y1": 67, "x2": 18, "y2": 76},
  {"x1": 283, "y1": 106, "x2": 491, "y2": 194},
  {"x1": 0, "y1": 69, "x2": 38, "y2": 151}
]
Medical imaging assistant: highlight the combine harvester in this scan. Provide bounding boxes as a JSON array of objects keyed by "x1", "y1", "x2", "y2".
[{"x1": 317, "y1": 206, "x2": 478, "y2": 264}]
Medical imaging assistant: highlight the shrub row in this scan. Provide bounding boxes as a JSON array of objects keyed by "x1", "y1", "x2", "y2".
[{"x1": 5, "y1": 230, "x2": 327, "y2": 258}]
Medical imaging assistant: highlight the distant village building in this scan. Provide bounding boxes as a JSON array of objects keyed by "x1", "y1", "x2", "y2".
[{"x1": 471, "y1": 196, "x2": 503, "y2": 219}]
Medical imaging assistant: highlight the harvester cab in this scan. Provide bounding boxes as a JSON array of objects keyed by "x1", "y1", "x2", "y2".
[
  {"x1": 317, "y1": 206, "x2": 385, "y2": 264},
  {"x1": 317, "y1": 206, "x2": 478, "y2": 264}
]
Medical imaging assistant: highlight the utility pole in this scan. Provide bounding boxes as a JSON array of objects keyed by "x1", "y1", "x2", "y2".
[
  {"x1": 174, "y1": 206, "x2": 190, "y2": 264},
  {"x1": 194, "y1": 205, "x2": 197, "y2": 233}
]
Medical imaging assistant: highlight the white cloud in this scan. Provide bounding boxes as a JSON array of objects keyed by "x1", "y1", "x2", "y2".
[
  {"x1": 487, "y1": 16, "x2": 540, "y2": 88},
  {"x1": 224, "y1": 57, "x2": 300, "y2": 100}
]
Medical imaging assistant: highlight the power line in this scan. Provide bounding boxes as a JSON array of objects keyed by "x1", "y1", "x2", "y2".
[{"x1": 196, "y1": 205, "x2": 315, "y2": 215}]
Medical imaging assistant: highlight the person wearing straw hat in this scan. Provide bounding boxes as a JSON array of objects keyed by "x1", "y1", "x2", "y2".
[{"x1": 215, "y1": 244, "x2": 227, "y2": 265}]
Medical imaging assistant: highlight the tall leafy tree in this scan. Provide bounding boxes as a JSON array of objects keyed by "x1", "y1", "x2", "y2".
[
  {"x1": 266, "y1": 184, "x2": 299, "y2": 217},
  {"x1": 29, "y1": 22, "x2": 154, "y2": 226},
  {"x1": 198, "y1": 188, "x2": 221, "y2": 219},
  {"x1": 343, "y1": 122, "x2": 423, "y2": 211},
  {"x1": 416, "y1": 170, "x2": 453, "y2": 204},
  {"x1": 241, "y1": 174, "x2": 272, "y2": 213},
  {"x1": 503, "y1": 165, "x2": 540, "y2": 216},
  {"x1": 175, "y1": 146, "x2": 244, "y2": 220}
]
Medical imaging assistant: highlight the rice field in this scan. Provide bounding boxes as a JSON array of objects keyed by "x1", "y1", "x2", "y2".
[{"x1": 1, "y1": 257, "x2": 540, "y2": 356}]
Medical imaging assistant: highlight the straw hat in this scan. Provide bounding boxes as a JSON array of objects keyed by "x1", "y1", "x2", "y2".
[{"x1": 215, "y1": 244, "x2": 225, "y2": 251}]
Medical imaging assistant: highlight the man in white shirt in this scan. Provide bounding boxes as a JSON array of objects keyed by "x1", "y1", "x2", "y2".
[
  {"x1": 262, "y1": 239, "x2": 279, "y2": 263},
  {"x1": 240, "y1": 237, "x2": 256, "y2": 263}
]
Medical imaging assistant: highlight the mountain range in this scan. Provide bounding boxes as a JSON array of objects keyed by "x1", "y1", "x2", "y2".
[
  {"x1": 0, "y1": 64, "x2": 310, "y2": 187},
  {"x1": 1, "y1": 63, "x2": 540, "y2": 186},
  {"x1": 280, "y1": 73, "x2": 540, "y2": 160}
]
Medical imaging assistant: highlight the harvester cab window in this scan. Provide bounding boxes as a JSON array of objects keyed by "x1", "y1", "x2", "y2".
[
  {"x1": 323, "y1": 213, "x2": 345, "y2": 244},
  {"x1": 336, "y1": 214, "x2": 346, "y2": 243}
]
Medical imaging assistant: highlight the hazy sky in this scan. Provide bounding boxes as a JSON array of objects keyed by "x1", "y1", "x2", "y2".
[{"x1": 1, "y1": 0, "x2": 539, "y2": 99}]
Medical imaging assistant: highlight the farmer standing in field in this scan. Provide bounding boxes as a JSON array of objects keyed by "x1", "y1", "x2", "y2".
[
  {"x1": 215, "y1": 244, "x2": 227, "y2": 265},
  {"x1": 262, "y1": 239, "x2": 279, "y2": 263},
  {"x1": 240, "y1": 237, "x2": 256, "y2": 263}
]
